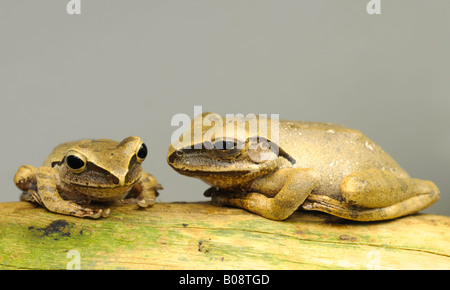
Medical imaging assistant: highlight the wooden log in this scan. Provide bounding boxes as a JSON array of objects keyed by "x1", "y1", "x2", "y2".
[{"x1": 0, "y1": 201, "x2": 449, "y2": 270}]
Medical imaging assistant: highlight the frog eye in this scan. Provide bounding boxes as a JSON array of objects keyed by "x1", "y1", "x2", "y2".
[
  {"x1": 136, "y1": 143, "x2": 148, "y2": 163},
  {"x1": 211, "y1": 139, "x2": 242, "y2": 159},
  {"x1": 65, "y1": 151, "x2": 87, "y2": 173}
]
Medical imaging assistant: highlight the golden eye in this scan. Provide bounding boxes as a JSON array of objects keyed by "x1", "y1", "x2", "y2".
[
  {"x1": 210, "y1": 139, "x2": 242, "y2": 159},
  {"x1": 65, "y1": 151, "x2": 87, "y2": 173},
  {"x1": 213, "y1": 140, "x2": 237, "y2": 150},
  {"x1": 136, "y1": 143, "x2": 147, "y2": 163}
]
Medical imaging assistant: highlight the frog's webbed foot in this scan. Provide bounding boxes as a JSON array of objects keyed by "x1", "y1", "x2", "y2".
[
  {"x1": 44, "y1": 195, "x2": 110, "y2": 219},
  {"x1": 46, "y1": 201, "x2": 110, "y2": 218},
  {"x1": 117, "y1": 195, "x2": 155, "y2": 208},
  {"x1": 69, "y1": 206, "x2": 110, "y2": 219},
  {"x1": 20, "y1": 191, "x2": 44, "y2": 206},
  {"x1": 40, "y1": 194, "x2": 109, "y2": 218},
  {"x1": 122, "y1": 171, "x2": 162, "y2": 208},
  {"x1": 204, "y1": 187, "x2": 230, "y2": 197},
  {"x1": 203, "y1": 187, "x2": 215, "y2": 197},
  {"x1": 20, "y1": 191, "x2": 34, "y2": 202},
  {"x1": 205, "y1": 187, "x2": 251, "y2": 209}
]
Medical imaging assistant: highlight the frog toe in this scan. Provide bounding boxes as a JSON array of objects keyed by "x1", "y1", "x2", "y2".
[
  {"x1": 77, "y1": 207, "x2": 109, "y2": 219},
  {"x1": 100, "y1": 208, "x2": 111, "y2": 218},
  {"x1": 137, "y1": 198, "x2": 156, "y2": 208},
  {"x1": 204, "y1": 187, "x2": 218, "y2": 197},
  {"x1": 20, "y1": 191, "x2": 34, "y2": 202},
  {"x1": 54, "y1": 202, "x2": 109, "y2": 219}
]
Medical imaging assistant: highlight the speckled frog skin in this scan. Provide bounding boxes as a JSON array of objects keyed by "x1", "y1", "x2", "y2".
[
  {"x1": 14, "y1": 137, "x2": 162, "y2": 218},
  {"x1": 167, "y1": 113, "x2": 439, "y2": 221}
]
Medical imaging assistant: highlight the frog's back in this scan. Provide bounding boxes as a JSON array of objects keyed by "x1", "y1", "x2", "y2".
[{"x1": 277, "y1": 120, "x2": 409, "y2": 200}]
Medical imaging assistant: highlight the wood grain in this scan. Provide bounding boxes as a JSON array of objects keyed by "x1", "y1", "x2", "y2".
[{"x1": 0, "y1": 201, "x2": 449, "y2": 269}]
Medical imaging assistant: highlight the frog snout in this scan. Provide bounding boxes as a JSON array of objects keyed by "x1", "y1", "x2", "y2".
[
  {"x1": 110, "y1": 170, "x2": 129, "y2": 186},
  {"x1": 168, "y1": 150, "x2": 184, "y2": 165},
  {"x1": 117, "y1": 176, "x2": 126, "y2": 186}
]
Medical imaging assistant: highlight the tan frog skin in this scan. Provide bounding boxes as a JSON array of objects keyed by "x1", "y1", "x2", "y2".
[
  {"x1": 167, "y1": 113, "x2": 440, "y2": 221},
  {"x1": 14, "y1": 137, "x2": 162, "y2": 218}
]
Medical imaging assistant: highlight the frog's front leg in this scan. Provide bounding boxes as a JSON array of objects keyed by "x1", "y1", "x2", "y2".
[
  {"x1": 15, "y1": 165, "x2": 108, "y2": 218},
  {"x1": 125, "y1": 171, "x2": 162, "y2": 207},
  {"x1": 208, "y1": 168, "x2": 319, "y2": 220}
]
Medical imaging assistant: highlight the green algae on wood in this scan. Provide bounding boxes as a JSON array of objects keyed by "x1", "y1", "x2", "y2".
[{"x1": 0, "y1": 202, "x2": 449, "y2": 269}]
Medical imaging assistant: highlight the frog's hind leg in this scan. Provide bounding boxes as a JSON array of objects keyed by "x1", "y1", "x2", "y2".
[
  {"x1": 14, "y1": 165, "x2": 44, "y2": 206},
  {"x1": 302, "y1": 169, "x2": 440, "y2": 221}
]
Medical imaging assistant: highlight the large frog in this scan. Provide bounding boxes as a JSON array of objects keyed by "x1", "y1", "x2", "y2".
[
  {"x1": 167, "y1": 113, "x2": 439, "y2": 221},
  {"x1": 14, "y1": 136, "x2": 162, "y2": 218}
]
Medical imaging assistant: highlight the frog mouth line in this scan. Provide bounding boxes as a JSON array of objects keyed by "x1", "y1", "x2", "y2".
[
  {"x1": 67, "y1": 178, "x2": 139, "y2": 189},
  {"x1": 172, "y1": 167, "x2": 252, "y2": 177}
]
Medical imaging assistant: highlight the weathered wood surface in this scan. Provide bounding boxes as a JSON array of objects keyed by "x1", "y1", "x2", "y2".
[{"x1": 0, "y1": 201, "x2": 449, "y2": 270}]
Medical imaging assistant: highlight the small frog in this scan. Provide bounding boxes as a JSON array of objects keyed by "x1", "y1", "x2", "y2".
[
  {"x1": 167, "y1": 113, "x2": 439, "y2": 221},
  {"x1": 14, "y1": 136, "x2": 162, "y2": 218}
]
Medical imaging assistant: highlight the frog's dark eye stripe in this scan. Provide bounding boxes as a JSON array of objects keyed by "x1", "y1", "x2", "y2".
[{"x1": 136, "y1": 143, "x2": 147, "y2": 163}]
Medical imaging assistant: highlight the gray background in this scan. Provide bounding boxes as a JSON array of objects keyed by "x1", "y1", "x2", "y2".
[{"x1": 1, "y1": 0, "x2": 449, "y2": 216}]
